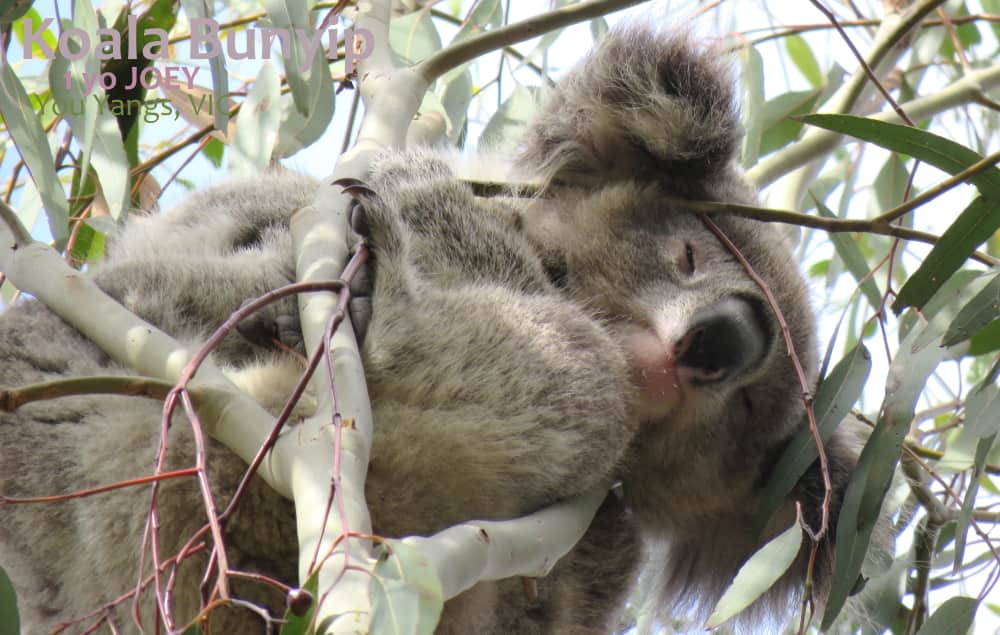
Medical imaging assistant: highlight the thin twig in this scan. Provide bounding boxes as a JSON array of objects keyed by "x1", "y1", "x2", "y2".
[{"x1": 699, "y1": 217, "x2": 832, "y2": 545}]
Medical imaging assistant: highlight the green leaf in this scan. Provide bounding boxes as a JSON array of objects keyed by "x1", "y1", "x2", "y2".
[
  {"x1": 479, "y1": 85, "x2": 541, "y2": 151},
  {"x1": 11, "y1": 174, "x2": 43, "y2": 242},
  {"x1": 938, "y1": 5, "x2": 981, "y2": 60},
  {"x1": 964, "y1": 381, "x2": 1000, "y2": 441},
  {"x1": 280, "y1": 571, "x2": 319, "y2": 635},
  {"x1": 49, "y1": 2, "x2": 130, "y2": 220},
  {"x1": 517, "y1": 21, "x2": 568, "y2": 69},
  {"x1": 228, "y1": 63, "x2": 281, "y2": 176},
  {"x1": 757, "y1": 343, "x2": 871, "y2": 531},
  {"x1": 968, "y1": 317, "x2": 1000, "y2": 355},
  {"x1": 0, "y1": 565, "x2": 18, "y2": 635},
  {"x1": 739, "y1": 45, "x2": 764, "y2": 167},
  {"x1": 799, "y1": 117, "x2": 1000, "y2": 313},
  {"x1": 759, "y1": 88, "x2": 821, "y2": 156},
  {"x1": 937, "y1": 379, "x2": 1000, "y2": 474},
  {"x1": 263, "y1": 0, "x2": 318, "y2": 118},
  {"x1": 432, "y1": 0, "x2": 502, "y2": 144},
  {"x1": 954, "y1": 431, "x2": 995, "y2": 572},
  {"x1": 808, "y1": 259, "x2": 829, "y2": 278},
  {"x1": 12, "y1": 8, "x2": 56, "y2": 55},
  {"x1": 0, "y1": 0, "x2": 32, "y2": 24},
  {"x1": 179, "y1": 0, "x2": 228, "y2": 131},
  {"x1": 815, "y1": 198, "x2": 882, "y2": 310},
  {"x1": 438, "y1": 68, "x2": 473, "y2": 144},
  {"x1": 705, "y1": 522, "x2": 802, "y2": 629},
  {"x1": 913, "y1": 268, "x2": 996, "y2": 351},
  {"x1": 942, "y1": 270, "x2": 1000, "y2": 347},
  {"x1": 202, "y1": 136, "x2": 225, "y2": 168},
  {"x1": 370, "y1": 541, "x2": 444, "y2": 635},
  {"x1": 449, "y1": 0, "x2": 502, "y2": 44},
  {"x1": 590, "y1": 17, "x2": 609, "y2": 42},
  {"x1": 99, "y1": 0, "x2": 178, "y2": 142},
  {"x1": 894, "y1": 196, "x2": 1000, "y2": 314},
  {"x1": 874, "y1": 153, "x2": 909, "y2": 211},
  {"x1": 276, "y1": 45, "x2": 335, "y2": 157},
  {"x1": 0, "y1": 61, "x2": 70, "y2": 241},
  {"x1": 915, "y1": 596, "x2": 978, "y2": 635},
  {"x1": 785, "y1": 34, "x2": 823, "y2": 88},
  {"x1": 822, "y1": 328, "x2": 946, "y2": 629},
  {"x1": 984, "y1": 0, "x2": 1000, "y2": 43},
  {"x1": 69, "y1": 222, "x2": 105, "y2": 265},
  {"x1": 389, "y1": 11, "x2": 442, "y2": 66},
  {"x1": 799, "y1": 115, "x2": 1000, "y2": 199}
]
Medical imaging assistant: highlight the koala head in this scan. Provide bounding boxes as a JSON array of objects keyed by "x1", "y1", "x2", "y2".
[
  {"x1": 518, "y1": 184, "x2": 815, "y2": 443},
  {"x1": 515, "y1": 25, "x2": 817, "y2": 469}
]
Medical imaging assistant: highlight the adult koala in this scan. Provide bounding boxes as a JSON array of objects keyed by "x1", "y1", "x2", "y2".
[{"x1": 0, "y1": 26, "x2": 872, "y2": 634}]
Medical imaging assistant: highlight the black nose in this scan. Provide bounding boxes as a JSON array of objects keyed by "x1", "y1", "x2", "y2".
[{"x1": 678, "y1": 296, "x2": 772, "y2": 384}]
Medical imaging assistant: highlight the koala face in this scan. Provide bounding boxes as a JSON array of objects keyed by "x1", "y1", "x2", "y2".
[{"x1": 520, "y1": 181, "x2": 814, "y2": 438}]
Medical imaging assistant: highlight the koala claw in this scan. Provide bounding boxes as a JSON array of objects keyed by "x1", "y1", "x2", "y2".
[
  {"x1": 236, "y1": 301, "x2": 304, "y2": 355},
  {"x1": 331, "y1": 177, "x2": 375, "y2": 200}
]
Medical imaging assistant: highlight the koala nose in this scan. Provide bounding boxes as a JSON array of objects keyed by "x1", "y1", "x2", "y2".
[{"x1": 677, "y1": 296, "x2": 771, "y2": 384}]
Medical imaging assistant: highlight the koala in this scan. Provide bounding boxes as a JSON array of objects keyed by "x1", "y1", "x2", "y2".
[{"x1": 0, "y1": 25, "x2": 880, "y2": 635}]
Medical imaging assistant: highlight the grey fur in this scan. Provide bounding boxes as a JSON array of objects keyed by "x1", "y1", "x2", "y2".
[{"x1": 1, "y1": 26, "x2": 879, "y2": 634}]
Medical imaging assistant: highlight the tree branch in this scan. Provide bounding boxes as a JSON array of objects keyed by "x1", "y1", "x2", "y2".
[
  {"x1": 676, "y1": 198, "x2": 999, "y2": 266},
  {"x1": 0, "y1": 194, "x2": 282, "y2": 492},
  {"x1": 752, "y1": 0, "x2": 947, "y2": 202},
  {"x1": 402, "y1": 485, "x2": 609, "y2": 600},
  {"x1": 416, "y1": 0, "x2": 650, "y2": 83}
]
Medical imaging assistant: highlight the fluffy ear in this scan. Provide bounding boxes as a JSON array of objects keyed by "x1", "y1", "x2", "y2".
[{"x1": 516, "y1": 26, "x2": 742, "y2": 194}]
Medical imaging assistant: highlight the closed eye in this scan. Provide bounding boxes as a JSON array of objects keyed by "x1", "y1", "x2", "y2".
[{"x1": 682, "y1": 242, "x2": 696, "y2": 276}]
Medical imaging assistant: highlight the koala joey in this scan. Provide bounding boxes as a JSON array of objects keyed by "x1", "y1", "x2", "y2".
[{"x1": 0, "y1": 26, "x2": 880, "y2": 635}]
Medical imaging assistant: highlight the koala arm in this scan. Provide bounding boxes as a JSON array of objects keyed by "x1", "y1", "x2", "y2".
[{"x1": 354, "y1": 150, "x2": 638, "y2": 537}]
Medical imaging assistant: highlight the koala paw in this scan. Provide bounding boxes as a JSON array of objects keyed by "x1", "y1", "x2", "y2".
[
  {"x1": 369, "y1": 149, "x2": 455, "y2": 193},
  {"x1": 236, "y1": 301, "x2": 304, "y2": 355}
]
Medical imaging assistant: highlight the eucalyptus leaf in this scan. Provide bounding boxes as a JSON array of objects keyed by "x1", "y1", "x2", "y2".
[
  {"x1": 228, "y1": 63, "x2": 281, "y2": 176},
  {"x1": 705, "y1": 522, "x2": 802, "y2": 629},
  {"x1": 757, "y1": 343, "x2": 871, "y2": 531},
  {"x1": 280, "y1": 571, "x2": 319, "y2": 635},
  {"x1": 915, "y1": 596, "x2": 978, "y2": 635},
  {"x1": 822, "y1": 327, "x2": 946, "y2": 629},
  {"x1": 49, "y1": 2, "x2": 129, "y2": 220},
  {"x1": 370, "y1": 541, "x2": 444, "y2": 635},
  {"x1": 815, "y1": 197, "x2": 882, "y2": 310},
  {"x1": 942, "y1": 270, "x2": 1000, "y2": 347},
  {"x1": 0, "y1": 565, "x2": 19, "y2": 635},
  {"x1": 179, "y1": 0, "x2": 229, "y2": 131},
  {"x1": 0, "y1": 62, "x2": 70, "y2": 241},
  {"x1": 785, "y1": 34, "x2": 822, "y2": 88}
]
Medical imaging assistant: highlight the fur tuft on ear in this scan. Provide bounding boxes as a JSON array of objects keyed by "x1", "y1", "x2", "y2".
[{"x1": 517, "y1": 26, "x2": 742, "y2": 194}]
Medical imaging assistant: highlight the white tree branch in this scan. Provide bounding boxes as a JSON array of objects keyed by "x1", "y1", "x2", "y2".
[
  {"x1": 403, "y1": 485, "x2": 610, "y2": 601},
  {"x1": 0, "y1": 201, "x2": 284, "y2": 494},
  {"x1": 749, "y1": 0, "x2": 947, "y2": 206},
  {"x1": 748, "y1": 61, "x2": 1000, "y2": 191}
]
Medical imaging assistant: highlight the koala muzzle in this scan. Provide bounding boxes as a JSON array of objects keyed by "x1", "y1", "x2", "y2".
[{"x1": 677, "y1": 295, "x2": 771, "y2": 385}]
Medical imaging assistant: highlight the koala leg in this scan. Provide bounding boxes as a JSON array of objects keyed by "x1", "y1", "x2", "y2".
[{"x1": 93, "y1": 252, "x2": 299, "y2": 365}]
